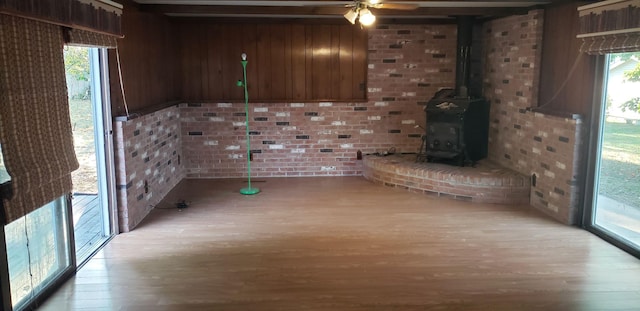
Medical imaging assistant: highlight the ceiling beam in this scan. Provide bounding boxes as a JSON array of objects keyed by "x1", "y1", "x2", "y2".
[{"x1": 140, "y1": 4, "x2": 532, "y2": 17}]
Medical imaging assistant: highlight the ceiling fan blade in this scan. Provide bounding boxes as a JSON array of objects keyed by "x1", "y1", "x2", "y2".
[{"x1": 375, "y1": 3, "x2": 419, "y2": 10}]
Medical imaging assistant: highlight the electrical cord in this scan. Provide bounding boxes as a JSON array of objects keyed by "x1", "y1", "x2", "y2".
[
  {"x1": 23, "y1": 215, "x2": 36, "y2": 305},
  {"x1": 151, "y1": 200, "x2": 190, "y2": 210},
  {"x1": 115, "y1": 47, "x2": 130, "y2": 119},
  {"x1": 536, "y1": 53, "x2": 585, "y2": 110}
]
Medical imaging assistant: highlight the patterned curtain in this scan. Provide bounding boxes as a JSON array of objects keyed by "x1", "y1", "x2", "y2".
[
  {"x1": 578, "y1": 0, "x2": 640, "y2": 54},
  {"x1": 65, "y1": 28, "x2": 118, "y2": 48},
  {"x1": 580, "y1": 32, "x2": 640, "y2": 54},
  {"x1": 0, "y1": 14, "x2": 79, "y2": 224}
]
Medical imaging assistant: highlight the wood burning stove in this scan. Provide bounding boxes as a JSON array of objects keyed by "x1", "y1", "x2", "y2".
[
  {"x1": 420, "y1": 97, "x2": 489, "y2": 166},
  {"x1": 417, "y1": 16, "x2": 490, "y2": 166}
]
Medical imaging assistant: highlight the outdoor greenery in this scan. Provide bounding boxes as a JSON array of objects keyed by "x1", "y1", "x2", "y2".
[
  {"x1": 618, "y1": 52, "x2": 640, "y2": 113},
  {"x1": 599, "y1": 121, "x2": 640, "y2": 208},
  {"x1": 64, "y1": 46, "x2": 91, "y2": 100},
  {"x1": 63, "y1": 46, "x2": 89, "y2": 82},
  {"x1": 69, "y1": 99, "x2": 97, "y2": 194},
  {"x1": 602, "y1": 53, "x2": 640, "y2": 207},
  {"x1": 622, "y1": 98, "x2": 640, "y2": 114}
]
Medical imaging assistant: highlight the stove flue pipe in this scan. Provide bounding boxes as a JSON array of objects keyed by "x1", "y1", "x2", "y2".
[{"x1": 455, "y1": 16, "x2": 475, "y2": 98}]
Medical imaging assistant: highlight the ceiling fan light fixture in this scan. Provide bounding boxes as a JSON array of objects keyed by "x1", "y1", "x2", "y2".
[
  {"x1": 358, "y1": 8, "x2": 376, "y2": 26},
  {"x1": 344, "y1": 9, "x2": 358, "y2": 24},
  {"x1": 368, "y1": 0, "x2": 381, "y2": 5}
]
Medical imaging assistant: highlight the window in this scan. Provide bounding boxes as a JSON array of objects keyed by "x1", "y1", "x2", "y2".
[
  {"x1": 0, "y1": 144, "x2": 9, "y2": 184},
  {"x1": 5, "y1": 197, "x2": 72, "y2": 310}
]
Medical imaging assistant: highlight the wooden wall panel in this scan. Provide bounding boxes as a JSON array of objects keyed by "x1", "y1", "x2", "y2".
[
  {"x1": 242, "y1": 24, "x2": 259, "y2": 101},
  {"x1": 178, "y1": 23, "x2": 199, "y2": 100},
  {"x1": 174, "y1": 21, "x2": 368, "y2": 102},
  {"x1": 197, "y1": 26, "x2": 208, "y2": 101},
  {"x1": 339, "y1": 25, "x2": 353, "y2": 100},
  {"x1": 330, "y1": 25, "x2": 341, "y2": 99},
  {"x1": 223, "y1": 26, "x2": 243, "y2": 99},
  {"x1": 352, "y1": 27, "x2": 367, "y2": 98},
  {"x1": 312, "y1": 25, "x2": 332, "y2": 100},
  {"x1": 538, "y1": 2, "x2": 598, "y2": 118},
  {"x1": 108, "y1": 2, "x2": 179, "y2": 116},
  {"x1": 270, "y1": 24, "x2": 287, "y2": 100},
  {"x1": 256, "y1": 25, "x2": 272, "y2": 100},
  {"x1": 291, "y1": 25, "x2": 307, "y2": 100},
  {"x1": 207, "y1": 24, "x2": 223, "y2": 100},
  {"x1": 283, "y1": 25, "x2": 293, "y2": 99},
  {"x1": 305, "y1": 26, "x2": 314, "y2": 100}
]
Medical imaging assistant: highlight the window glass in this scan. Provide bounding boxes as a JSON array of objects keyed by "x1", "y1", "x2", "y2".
[
  {"x1": 0, "y1": 144, "x2": 10, "y2": 184},
  {"x1": 5, "y1": 196, "x2": 71, "y2": 309}
]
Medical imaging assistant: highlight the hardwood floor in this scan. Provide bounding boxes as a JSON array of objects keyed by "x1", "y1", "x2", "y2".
[{"x1": 39, "y1": 177, "x2": 640, "y2": 310}]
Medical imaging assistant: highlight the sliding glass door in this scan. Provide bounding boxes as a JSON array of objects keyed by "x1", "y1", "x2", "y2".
[
  {"x1": 0, "y1": 46, "x2": 116, "y2": 311},
  {"x1": 587, "y1": 53, "x2": 640, "y2": 257},
  {"x1": 65, "y1": 46, "x2": 117, "y2": 265},
  {"x1": 4, "y1": 197, "x2": 74, "y2": 310}
]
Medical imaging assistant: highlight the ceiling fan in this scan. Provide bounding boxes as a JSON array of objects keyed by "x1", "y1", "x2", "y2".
[{"x1": 340, "y1": 0, "x2": 419, "y2": 26}]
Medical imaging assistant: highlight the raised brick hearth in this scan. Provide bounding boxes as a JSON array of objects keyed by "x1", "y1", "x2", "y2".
[{"x1": 363, "y1": 154, "x2": 530, "y2": 204}]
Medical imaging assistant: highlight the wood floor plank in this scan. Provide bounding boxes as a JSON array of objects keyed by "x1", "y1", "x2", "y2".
[{"x1": 38, "y1": 177, "x2": 640, "y2": 311}]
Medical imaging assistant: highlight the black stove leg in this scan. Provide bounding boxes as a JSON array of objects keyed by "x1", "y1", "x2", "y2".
[
  {"x1": 415, "y1": 135, "x2": 428, "y2": 162},
  {"x1": 457, "y1": 154, "x2": 465, "y2": 167}
]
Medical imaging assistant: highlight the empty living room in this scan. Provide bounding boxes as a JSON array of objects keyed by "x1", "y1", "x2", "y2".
[{"x1": 0, "y1": 0, "x2": 639, "y2": 310}]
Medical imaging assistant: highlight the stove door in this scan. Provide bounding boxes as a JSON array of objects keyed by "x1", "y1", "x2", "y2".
[{"x1": 426, "y1": 122, "x2": 461, "y2": 158}]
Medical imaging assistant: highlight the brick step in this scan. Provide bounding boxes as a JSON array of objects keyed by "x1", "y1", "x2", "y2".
[{"x1": 363, "y1": 154, "x2": 530, "y2": 204}]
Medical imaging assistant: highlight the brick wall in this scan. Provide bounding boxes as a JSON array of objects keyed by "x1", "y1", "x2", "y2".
[
  {"x1": 181, "y1": 24, "x2": 457, "y2": 178},
  {"x1": 113, "y1": 105, "x2": 184, "y2": 232},
  {"x1": 363, "y1": 154, "x2": 530, "y2": 204},
  {"x1": 113, "y1": 17, "x2": 589, "y2": 229},
  {"x1": 483, "y1": 10, "x2": 585, "y2": 224}
]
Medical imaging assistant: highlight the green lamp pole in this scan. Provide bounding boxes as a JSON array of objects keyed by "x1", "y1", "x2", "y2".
[{"x1": 238, "y1": 53, "x2": 260, "y2": 195}]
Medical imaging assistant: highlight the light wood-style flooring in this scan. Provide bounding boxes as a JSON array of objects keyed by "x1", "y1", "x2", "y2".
[{"x1": 39, "y1": 177, "x2": 640, "y2": 310}]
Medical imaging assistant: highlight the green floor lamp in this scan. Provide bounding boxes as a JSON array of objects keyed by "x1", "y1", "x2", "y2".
[{"x1": 237, "y1": 53, "x2": 260, "y2": 195}]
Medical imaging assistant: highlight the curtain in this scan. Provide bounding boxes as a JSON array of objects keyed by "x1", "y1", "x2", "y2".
[
  {"x1": 580, "y1": 32, "x2": 640, "y2": 54},
  {"x1": 0, "y1": 14, "x2": 79, "y2": 224},
  {"x1": 578, "y1": 0, "x2": 640, "y2": 54},
  {"x1": 65, "y1": 28, "x2": 118, "y2": 48}
]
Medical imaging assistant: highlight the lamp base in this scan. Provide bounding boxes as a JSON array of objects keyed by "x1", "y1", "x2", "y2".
[{"x1": 240, "y1": 187, "x2": 260, "y2": 195}]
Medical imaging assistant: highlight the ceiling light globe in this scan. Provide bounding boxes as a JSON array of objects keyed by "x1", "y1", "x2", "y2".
[
  {"x1": 344, "y1": 9, "x2": 358, "y2": 24},
  {"x1": 359, "y1": 9, "x2": 376, "y2": 26}
]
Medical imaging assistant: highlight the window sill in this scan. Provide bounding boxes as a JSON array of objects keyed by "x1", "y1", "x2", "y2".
[{"x1": 528, "y1": 106, "x2": 582, "y2": 120}]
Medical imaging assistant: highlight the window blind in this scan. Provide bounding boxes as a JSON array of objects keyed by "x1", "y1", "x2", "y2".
[
  {"x1": 578, "y1": 0, "x2": 640, "y2": 54},
  {"x1": 0, "y1": 14, "x2": 79, "y2": 224},
  {"x1": 64, "y1": 28, "x2": 118, "y2": 48}
]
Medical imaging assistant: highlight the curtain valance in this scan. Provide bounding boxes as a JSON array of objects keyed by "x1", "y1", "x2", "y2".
[
  {"x1": 65, "y1": 28, "x2": 118, "y2": 48},
  {"x1": 0, "y1": 0, "x2": 122, "y2": 37},
  {"x1": 578, "y1": 0, "x2": 640, "y2": 54}
]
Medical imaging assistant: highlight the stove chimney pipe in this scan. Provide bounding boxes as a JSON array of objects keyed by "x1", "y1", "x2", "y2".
[{"x1": 455, "y1": 16, "x2": 475, "y2": 98}]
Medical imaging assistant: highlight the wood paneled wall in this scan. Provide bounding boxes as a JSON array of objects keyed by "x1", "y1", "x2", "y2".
[
  {"x1": 108, "y1": 1, "x2": 179, "y2": 116},
  {"x1": 538, "y1": 2, "x2": 598, "y2": 118},
  {"x1": 175, "y1": 21, "x2": 368, "y2": 102}
]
